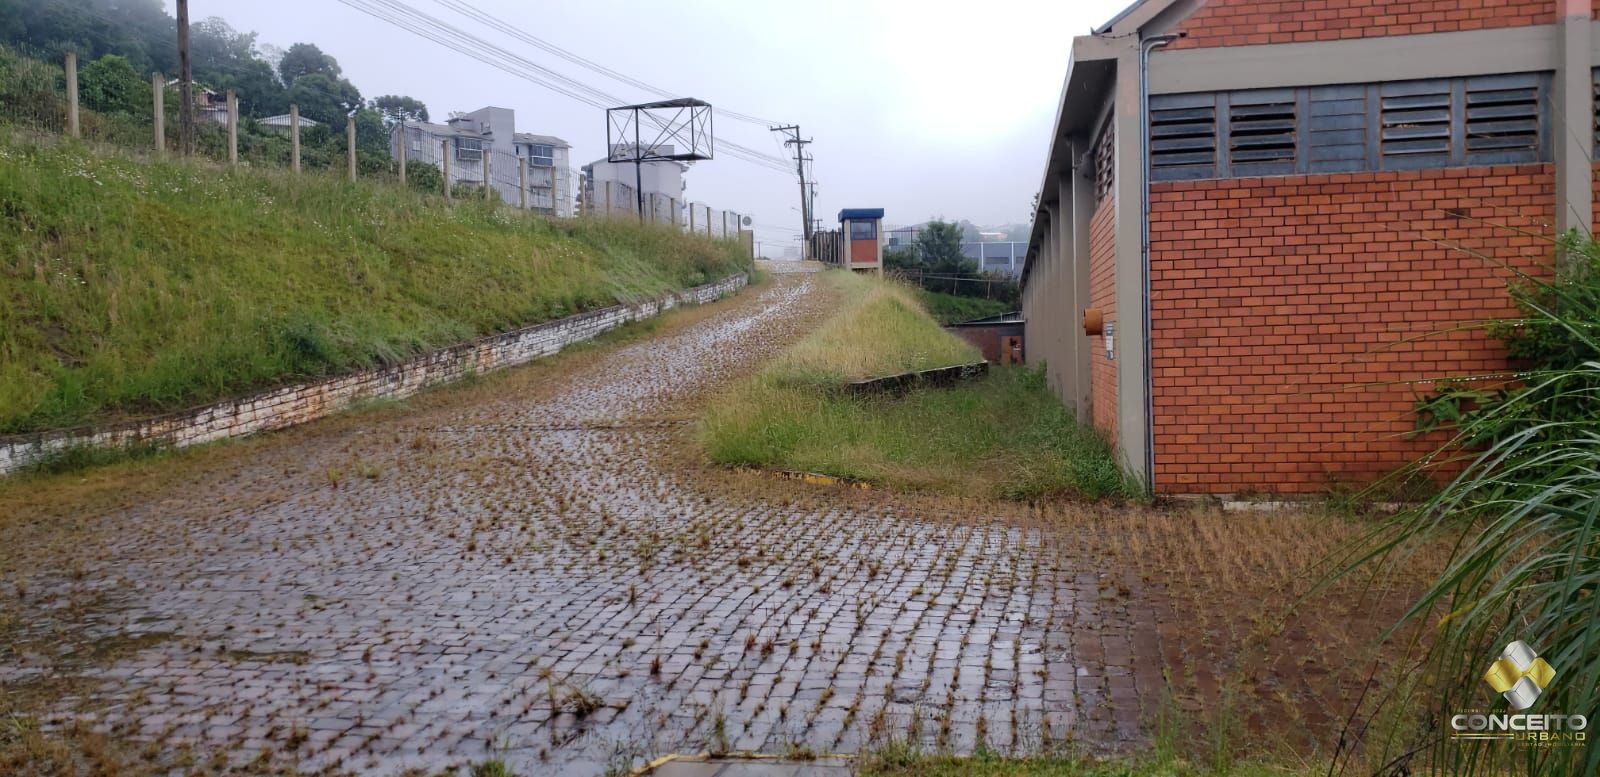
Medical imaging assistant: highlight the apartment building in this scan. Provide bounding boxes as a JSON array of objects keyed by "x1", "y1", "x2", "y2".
[
  {"x1": 391, "y1": 106, "x2": 573, "y2": 217},
  {"x1": 1022, "y1": 0, "x2": 1587, "y2": 495}
]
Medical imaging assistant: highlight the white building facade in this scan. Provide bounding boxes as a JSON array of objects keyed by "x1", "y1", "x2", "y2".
[{"x1": 391, "y1": 106, "x2": 573, "y2": 217}]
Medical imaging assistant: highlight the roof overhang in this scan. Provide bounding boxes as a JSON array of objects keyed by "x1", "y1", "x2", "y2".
[
  {"x1": 1021, "y1": 0, "x2": 1195, "y2": 286},
  {"x1": 838, "y1": 208, "x2": 885, "y2": 222}
]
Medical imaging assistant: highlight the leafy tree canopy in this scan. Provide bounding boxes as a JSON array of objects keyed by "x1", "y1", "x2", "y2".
[
  {"x1": 287, "y1": 72, "x2": 362, "y2": 125},
  {"x1": 78, "y1": 53, "x2": 145, "y2": 114},
  {"x1": 914, "y1": 220, "x2": 978, "y2": 276},
  {"x1": 371, "y1": 94, "x2": 429, "y2": 126},
  {"x1": 278, "y1": 42, "x2": 340, "y2": 85}
]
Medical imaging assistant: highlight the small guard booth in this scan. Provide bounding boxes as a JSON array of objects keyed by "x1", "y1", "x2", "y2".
[{"x1": 838, "y1": 208, "x2": 884, "y2": 274}]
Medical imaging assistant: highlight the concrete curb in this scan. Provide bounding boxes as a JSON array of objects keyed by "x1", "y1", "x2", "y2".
[{"x1": 846, "y1": 360, "x2": 990, "y2": 395}]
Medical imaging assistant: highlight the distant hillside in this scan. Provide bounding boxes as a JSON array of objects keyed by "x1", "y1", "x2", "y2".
[{"x1": 0, "y1": 131, "x2": 748, "y2": 434}]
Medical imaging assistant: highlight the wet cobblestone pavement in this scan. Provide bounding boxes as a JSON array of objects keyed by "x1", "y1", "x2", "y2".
[{"x1": 2, "y1": 262, "x2": 1162, "y2": 775}]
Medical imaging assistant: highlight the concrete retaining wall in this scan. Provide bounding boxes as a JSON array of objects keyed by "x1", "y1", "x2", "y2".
[{"x1": 0, "y1": 273, "x2": 748, "y2": 475}]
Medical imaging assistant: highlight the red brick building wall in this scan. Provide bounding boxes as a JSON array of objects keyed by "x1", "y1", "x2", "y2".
[
  {"x1": 1147, "y1": 165, "x2": 1553, "y2": 493},
  {"x1": 1169, "y1": 0, "x2": 1556, "y2": 49},
  {"x1": 1089, "y1": 200, "x2": 1120, "y2": 443}
]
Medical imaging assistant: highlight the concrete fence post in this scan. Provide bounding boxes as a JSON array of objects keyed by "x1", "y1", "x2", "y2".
[
  {"x1": 152, "y1": 73, "x2": 165, "y2": 156},
  {"x1": 226, "y1": 90, "x2": 238, "y2": 166},
  {"x1": 397, "y1": 124, "x2": 407, "y2": 186},
  {"x1": 346, "y1": 116, "x2": 357, "y2": 182},
  {"x1": 518, "y1": 156, "x2": 528, "y2": 209},
  {"x1": 289, "y1": 104, "x2": 301, "y2": 173},
  {"x1": 689, "y1": 202, "x2": 696, "y2": 233},
  {"x1": 442, "y1": 140, "x2": 452, "y2": 199},
  {"x1": 483, "y1": 153, "x2": 492, "y2": 203},
  {"x1": 65, "y1": 52, "x2": 79, "y2": 138}
]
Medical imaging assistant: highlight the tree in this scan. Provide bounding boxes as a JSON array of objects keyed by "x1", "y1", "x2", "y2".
[
  {"x1": 277, "y1": 42, "x2": 340, "y2": 85},
  {"x1": 190, "y1": 17, "x2": 286, "y2": 117},
  {"x1": 287, "y1": 72, "x2": 361, "y2": 125},
  {"x1": 352, "y1": 107, "x2": 387, "y2": 152},
  {"x1": 0, "y1": 0, "x2": 176, "y2": 76},
  {"x1": 78, "y1": 53, "x2": 145, "y2": 114},
  {"x1": 914, "y1": 219, "x2": 976, "y2": 276},
  {"x1": 371, "y1": 94, "x2": 428, "y2": 126}
]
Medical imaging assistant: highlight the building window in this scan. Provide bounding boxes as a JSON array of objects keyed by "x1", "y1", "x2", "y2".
[
  {"x1": 850, "y1": 220, "x2": 877, "y2": 240},
  {"x1": 1151, "y1": 72, "x2": 1548, "y2": 181},
  {"x1": 455, "y1": 137, "x2": 483, "y2": 163},
  {"x1": 529, "y1": 144, "x2": 554, "y2": 167},
  {"x1": 409, "y1": 129, "x2": 422, "y2": 153}
]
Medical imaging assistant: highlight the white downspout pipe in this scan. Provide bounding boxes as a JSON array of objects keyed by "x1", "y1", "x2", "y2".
[{"x1": 1140, "y1": 32, "x2": 1180, "y2": 495}]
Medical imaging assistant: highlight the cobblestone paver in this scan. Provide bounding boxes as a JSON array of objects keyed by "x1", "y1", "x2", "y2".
[{"x1": 3, "y1": 262, "x2": 1161, "y2": 775}]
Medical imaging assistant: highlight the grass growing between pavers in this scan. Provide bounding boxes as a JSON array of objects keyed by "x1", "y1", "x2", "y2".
[
  {"x1": 701, "y1": 271, "x2": 1130, "y2": 499},
  {"x1": 0, "y1": 129, "x2": 751, "y2": 434},
  {"x1": 859, "y1": 748, "x2": 1318, "y2": 777},
  {"x1": 917, "y1": 289, "x2": 1014, "y2": 325}
]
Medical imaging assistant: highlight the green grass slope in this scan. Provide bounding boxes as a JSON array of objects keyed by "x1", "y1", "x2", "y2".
[
  {"x1": 702, "y1": 272, "x2": 1129, "y2": 499},
  {"x1": 0, "y1": 131, "x2": 750, "y2": 433}
]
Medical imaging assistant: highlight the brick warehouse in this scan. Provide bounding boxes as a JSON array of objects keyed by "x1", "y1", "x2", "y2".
[{"x1": 1022, "y1": 0, "x2": 1595, "y2": 495}]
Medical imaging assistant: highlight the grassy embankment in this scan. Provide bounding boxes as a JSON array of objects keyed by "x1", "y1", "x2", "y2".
[
  {"x1": 0, "y1": 130, "x2": 750, "y2": 434},
  {"x1": 702, "y1": 272, "x2": 1130, "y2": 499},
  {"x1": 917, "y1": 288, "x2": 1014, "y2": 324}
]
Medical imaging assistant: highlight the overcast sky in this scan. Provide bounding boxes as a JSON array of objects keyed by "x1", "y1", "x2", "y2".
[{"x1": 165, "y1": 0, "x2": 1127, "y2": 252}]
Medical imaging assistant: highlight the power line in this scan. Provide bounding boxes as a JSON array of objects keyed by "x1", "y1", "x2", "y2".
[
  {"x1": 361, "y1": 0, "x2": 794, "y2": 173},
  {"x1": 334, "y1": 0, "x2": 796, "y2": 176},
  {"x1": 427, "y1": 0, "x2": 782, "y2": 127}
]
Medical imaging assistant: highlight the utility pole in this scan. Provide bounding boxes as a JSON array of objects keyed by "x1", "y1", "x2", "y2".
[
  {"x1": 771, "y1": 125, "x2": 812, "y2": 258},
  {"x1": 176, "y1": 0, "x2": 194, "y2": 156}
]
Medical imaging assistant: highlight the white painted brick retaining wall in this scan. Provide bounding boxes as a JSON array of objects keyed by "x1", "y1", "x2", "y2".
[{"x1": 0, "y1": 273, "x2": 747, "y2": 475}]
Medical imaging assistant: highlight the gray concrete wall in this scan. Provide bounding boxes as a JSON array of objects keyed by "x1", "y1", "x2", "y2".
[{"x1": 0, "y1": 274, "x2": 749, "y2": 476}]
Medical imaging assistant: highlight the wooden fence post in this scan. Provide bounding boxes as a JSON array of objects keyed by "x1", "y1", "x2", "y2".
[
  {"x1": 482, "y1": 153, "x2": 491, "y2": 203},
  {"x1": 65, "y1": 52, "x2": 79, "y2": 138},
  {"x1": 152, "y1": 73, "x2": 165, "y2": 155},
  {"x1": 289, "y1": 104, "x2": 301, "y2": 173},
  {"x1": 226, "y1": 90, "x2": 238, "y2": 166},
  {"x1": 346, "y1": 116, "x2": 357, "y2": 182}
]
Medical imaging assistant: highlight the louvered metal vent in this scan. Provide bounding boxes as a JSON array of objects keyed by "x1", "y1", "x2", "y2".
[
  {"x1": 1380, "y1": 80, "x2": 1452, "y2": 167},
  {"x1": 1094, "y1": 120, "x2": 1115, "y2": 203},
  {"x1": 1150, "y1": 94, "x2": 1216, "y2": 181},
  {"x1": 1228, "y1": 95, "x2": 1296, "y2": 173},
  {"x1": 1465, "y1": 78, "x2": 1539, "y2": 161}
]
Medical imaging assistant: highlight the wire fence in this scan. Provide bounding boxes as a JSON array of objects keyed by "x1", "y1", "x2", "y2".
[{"x1": 1, "y1": 43, "x2": 756, "y2": 236}]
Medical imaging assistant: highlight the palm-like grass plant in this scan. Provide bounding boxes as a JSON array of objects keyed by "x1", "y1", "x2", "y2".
[{"x1": 1338, "y1": 233, "x2": 1600, "y2": 776}]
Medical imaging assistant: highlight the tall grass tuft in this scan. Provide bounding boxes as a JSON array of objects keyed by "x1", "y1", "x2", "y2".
[
  {"x1": 1335, "y1": 233, "x2": 1600, "y2": 776},
  {"x1": 702, "y1": 272, "x2": 1131, "y2": 499}
]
